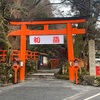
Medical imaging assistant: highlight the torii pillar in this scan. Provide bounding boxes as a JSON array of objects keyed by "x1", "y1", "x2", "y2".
[
  {"x1": 20, "y1": 25, "x2": 26, "y2": 81},
  {"x1": 67, "y1": 23, "x2": 74, "y2": 62},
  {"x1": 9, "y1": 18, "x2": 86, "y2": 81}
]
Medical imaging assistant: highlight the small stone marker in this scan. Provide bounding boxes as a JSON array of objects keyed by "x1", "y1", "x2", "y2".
[{"x1": 89, "y1": 39, "x2": 96, "y2": 76}]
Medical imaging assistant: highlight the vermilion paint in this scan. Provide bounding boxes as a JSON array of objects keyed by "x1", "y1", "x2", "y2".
[{"x1": 9, "y1": 19, "x2": 86, "y2": 81}]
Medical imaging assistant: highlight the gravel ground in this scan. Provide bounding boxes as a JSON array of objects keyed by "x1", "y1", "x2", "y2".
[{"x1": 0, "y1": 75, "x2": 99, "y2": 100}]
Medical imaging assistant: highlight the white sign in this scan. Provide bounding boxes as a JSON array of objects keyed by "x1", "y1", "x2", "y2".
[
  {"x1": 89, "y1": 39, "x2": 96, "y2": 76},
  {"x1": 29, "y1": 35, "x2": 64, "y2": 44}
]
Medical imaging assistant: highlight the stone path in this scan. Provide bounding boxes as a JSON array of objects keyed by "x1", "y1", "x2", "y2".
[{"x1": 0, "y1": 69, "x2": 99, "y2": 100}]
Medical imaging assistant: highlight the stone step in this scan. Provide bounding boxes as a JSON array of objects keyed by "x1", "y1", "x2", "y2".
[
  {"x1": 33, "y1": 73, "x2": 54, "y2": 76},
  {"x1": 37, "y1": 69, "x2": 60, "y2": 73},
  {"x1": 25, "y1": 72, "x2": 55, "y2": 81},
  {"x1": 25, "y1": 69, "x2": 59, "y2": 80}
]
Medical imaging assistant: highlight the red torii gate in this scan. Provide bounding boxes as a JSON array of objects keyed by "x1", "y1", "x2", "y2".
[{"x1": 9, "y1": 17, "x2": 86, "y2": 81}]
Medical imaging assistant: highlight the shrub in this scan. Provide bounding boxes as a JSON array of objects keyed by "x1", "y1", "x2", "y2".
[{"x1": 25, "y1": 60, "x2": 37, "y2": 74}]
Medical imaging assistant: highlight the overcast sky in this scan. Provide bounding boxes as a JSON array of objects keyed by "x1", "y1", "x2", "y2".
[
  {"x1": 50, "y1": 0, "x2": 61, "y2": 3},
  {"x1": 49, "y1": 0, "x2": 73, "y2": 17},
  {"x1": 49, "y1": 0, "x2": 100, "y2": 28}
]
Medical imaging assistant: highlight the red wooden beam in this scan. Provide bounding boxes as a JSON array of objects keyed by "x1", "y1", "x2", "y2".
[
  {"x1": 72, "y1": 28, "x2": 85, "y2": 34},
  {"x1": 9, "y1": 28, "x2": 85, "y2": 36},
  {"x1": 10, "y1": 19, "x2": 85, "y2": 25}
]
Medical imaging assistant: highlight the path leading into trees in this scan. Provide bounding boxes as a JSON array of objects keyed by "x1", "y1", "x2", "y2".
[{"x1": 0, "y1": 70, "x2": 100, "y2": 100}]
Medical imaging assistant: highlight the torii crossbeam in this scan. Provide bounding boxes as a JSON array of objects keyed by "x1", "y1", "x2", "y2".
[{"x1": 9, "y1": 17, "x2": 86, "y2": 81}]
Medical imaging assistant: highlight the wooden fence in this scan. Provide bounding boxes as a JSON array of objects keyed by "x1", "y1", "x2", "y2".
[{"x1": 0, "y1": 50, "x2": 39, "y2": 62}]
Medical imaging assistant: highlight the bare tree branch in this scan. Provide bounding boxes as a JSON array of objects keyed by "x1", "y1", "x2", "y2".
[{"x1": 33, "y1": 0, "x2": 42, "y2": 6}]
